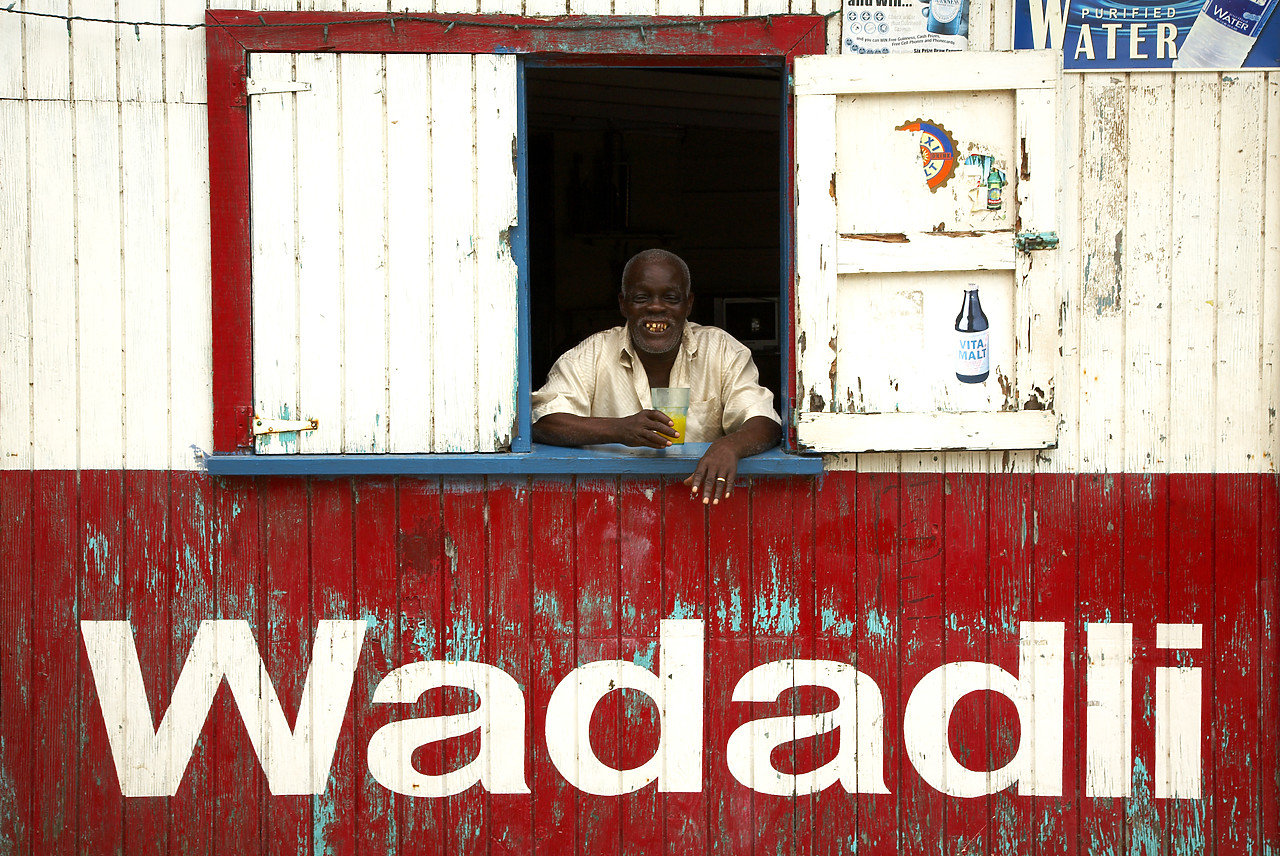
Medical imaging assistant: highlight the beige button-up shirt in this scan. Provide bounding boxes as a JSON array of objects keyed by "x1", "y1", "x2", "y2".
[{"x1": 531, "y1": 323, "x2": 780, "y2": 443}]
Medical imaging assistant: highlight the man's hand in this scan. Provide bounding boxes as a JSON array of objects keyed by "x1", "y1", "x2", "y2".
[
  {"x1": 683, "y1": 415, "x2": 781, "y2": 506},
  {"x1": 532, "y1": 410, "x2": 677, "y2": 448},
  {"x1": 614, "y1": 410, "x2": 679, "y2": 448}
]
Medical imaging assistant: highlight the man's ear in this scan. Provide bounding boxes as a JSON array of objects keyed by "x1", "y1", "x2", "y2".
[
  {"x1": 685, "y1": 291, "x2": 695, "y2": 316},
  {"x1": 618, "y1": 290, "x2": 627, "y2": 317}
]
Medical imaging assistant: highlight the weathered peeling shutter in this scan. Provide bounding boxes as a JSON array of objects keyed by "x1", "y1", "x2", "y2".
[
  {"x1": 793, "y1": 51, "x2": 1061, "y2": 453},
  {"x1": 249, "y1": 52, "x2": 519, "y2": 454}
]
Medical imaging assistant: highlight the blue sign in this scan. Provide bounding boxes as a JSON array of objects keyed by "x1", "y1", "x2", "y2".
[{"x1": 1013, "y1": 0, "x2": 1279, "y2": 69}]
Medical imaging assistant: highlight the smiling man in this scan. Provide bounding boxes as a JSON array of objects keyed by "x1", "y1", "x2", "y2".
[{"x1": 532, "y1": 249, "x2": 782, "y2": 504}]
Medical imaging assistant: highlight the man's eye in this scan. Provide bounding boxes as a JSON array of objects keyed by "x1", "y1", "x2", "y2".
[{"x1": 663, "y1": 294, "x2": 681, "y2": 302}]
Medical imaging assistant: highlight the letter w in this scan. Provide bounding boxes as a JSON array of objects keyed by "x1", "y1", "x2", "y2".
[
  {"x1": 82, "y1": 620, "x2": 365, "y2": 797},
  {"x1": 1028, "y1": 0, "x2": 1070, "y2": 48}
]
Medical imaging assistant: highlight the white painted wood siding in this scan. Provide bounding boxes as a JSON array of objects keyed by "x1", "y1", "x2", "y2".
[
  {"x1": 248, "y1": 52, "x2": 519, "y2": 454},
  {"x1": 0, "y1": 0, "x2": 1276, "y2": 475}
]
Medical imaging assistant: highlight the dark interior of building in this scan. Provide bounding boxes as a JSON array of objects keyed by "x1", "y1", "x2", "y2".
[{"x1": 525, "y1": 65, "x2": 784, "y2": 409}]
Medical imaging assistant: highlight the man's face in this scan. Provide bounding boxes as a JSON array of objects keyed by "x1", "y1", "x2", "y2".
[{"x1": 619, "y1": 259, "x2": 694, "y2": 356}]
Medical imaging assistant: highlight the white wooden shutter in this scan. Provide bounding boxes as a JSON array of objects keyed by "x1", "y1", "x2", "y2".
[
  {"x1": 793, "y1": 51, "x2": 1061, "y2": 453},
  {"x1": 249, "y1": 52, "x2": 519, "y2": 454}
]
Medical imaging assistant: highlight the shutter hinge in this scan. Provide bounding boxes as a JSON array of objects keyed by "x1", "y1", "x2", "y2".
[
  {"x1": 252, "y1": 415, "x2": 320, "y2": 436},
  {"x1": 245, "y1": 78, "x2": 312, "y2": 97},
  {"x1": 1015, "y1": 231, "x2": 1059, "y2": 252}
]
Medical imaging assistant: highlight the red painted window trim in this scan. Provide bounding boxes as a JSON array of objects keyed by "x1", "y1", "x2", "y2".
[{"x1": 206, "y1": 10, "x2": 826, "y2": 452}]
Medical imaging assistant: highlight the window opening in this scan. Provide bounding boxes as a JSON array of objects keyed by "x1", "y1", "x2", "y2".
[{"x1": 525, "y1": 66, "x2": 784, "y2": 414}]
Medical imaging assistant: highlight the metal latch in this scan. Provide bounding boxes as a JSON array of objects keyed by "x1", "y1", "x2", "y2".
[
  {"x1": 1015, "y1": 231, "x2": 1059, "y2": 252},
  {"x1": 252, "y1": 415, "x2": 319, "y2": 436},
  {"x1": 245, "y1": 78, "x2": 312, "y2": 96}
]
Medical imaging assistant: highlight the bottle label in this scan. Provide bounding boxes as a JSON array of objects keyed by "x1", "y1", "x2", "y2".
[
  {"x1": 930, "y1": 0, "x2": 963, "y2": 24},
  {"x1": 957, "y1": 329, "x2": 990, "y2": 378},
  {"x1": 1196, "y1": 0, "x2": 1276, "y2": 38}
]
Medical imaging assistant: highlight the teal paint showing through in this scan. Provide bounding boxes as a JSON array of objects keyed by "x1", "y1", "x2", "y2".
[
  {"x1": 533, "y1": 591, "x2": 572, "y2": 635},
  {"x1": 864, "y1": 606, "x2": 894, "y2": 645},
  {"x1": 447, "y1": 617, "x2": 483, "y2": 662},
  {"x1": 820, "y1": 605, "x2": 856, "y2": 638},
  {"x1": 632, "y1": 640, "x2": 658, "y2": 670},
  {"x1": 753, "y1": 556, "x2": 798, "y2": 635},
  {"x1": 668, "y1": 595, "x2": 698, "y2": 621},
  {"x1": 410, "y1": 618, "x2": 437, "y2": 660},
  {"x1": 716, "y1": 586, "x2": 744, "y2": 633}
]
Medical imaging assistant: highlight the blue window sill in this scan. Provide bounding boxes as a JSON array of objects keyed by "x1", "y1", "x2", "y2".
[{"x1": 203, "y1": 443, "x2": 823, "y2": 477}]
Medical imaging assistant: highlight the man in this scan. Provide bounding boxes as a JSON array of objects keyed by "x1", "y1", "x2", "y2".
[{"x1": 532, "y1": 249, "x2": 782, "y2": 505}]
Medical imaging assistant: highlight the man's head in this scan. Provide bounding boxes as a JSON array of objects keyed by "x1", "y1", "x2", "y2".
[{"x1": 618, "y1": 249, "x2": 694, "y2": 356}]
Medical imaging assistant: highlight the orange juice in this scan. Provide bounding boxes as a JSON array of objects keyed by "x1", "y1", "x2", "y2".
[{"x1": 659, "y1": 410, "x2": 687, "y2": 445}]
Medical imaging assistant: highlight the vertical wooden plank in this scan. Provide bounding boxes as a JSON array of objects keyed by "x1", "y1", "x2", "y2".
[
  {"x1": 813, "y1": 472, "x2": 858, "y2": 855},
  {"x1": 1264, "y1": 75, "x2": 1279, "y2": 470},
  {"x1": 309, "y1": 480, "x2": 358, "y2": 856},
  {"x1": 1213, "y1": 474, "x2": 1260, "y2": 856},
  {"x1": 747, "y1": 0, "x2": 788, "y2": 16},
  {"x1": 942, "y1": 471, "x2": 990, "y2": 856},
  {"x1": 0, "y1": 471, "x2": 33, "y2": 855},
  {"x1": 75, "y1": 100, "x2": 125, "y2": 470},
  {"x1": 1076, "y1": 75, "x2": 1127, "y2": 475},
  {"x1": 443, "y1": 480, "x2": 489, "y2": 856},
  {"x1": 531, "y1": 478, "x2": 576, "y2": 856},
  {"x1": 212, "y1": 478, "x2": 263, "y2": 855},
  {"x1": 122, "y1": 470, "x2": 170, "y2": 856},
  {"x1": 21, "y1": 0, "x2": 71, "y2": 101},
  {"x1": 353, "y1": 480, "x2": 398, "y2": 852},
  {"x1": 167, "y1": 102, "x2": 213, "y2": 468},
  {"x1": 706, "y1": 482, "x2": 751, "y2": 856},
  {"x1": 1121, "y1": 75, "x2": 1172, "y2": 474},
  {"x1": 0, "y1": 101, "x2": 32, "y2": 467},
  {"x1": 249, "y1": 53, "x2": 301, "y2": 455},
  {"x1": 291, "y1": 53, "x2": 342, "y2": 455},
  {"x1": 618, "y1": 478, "x2": 662, "y2": 856},
  {"x1": 1078, "y1": 473, "x2": 1123, "y2": 856},
  {"x1": 118, "y1": 0, "x2": 163, "y2": 102},
  {"x1": 340, "y1": 54, "x2": 389, "y2": 454},
  {"x1": 663, "y1": 477, "x2": 708, "y2": 855},
  {"x1": 28, "y1": 101, "x2": 76, "y2": 470},
  {"x1": 1166, "y1": 474, "x2": 1211, "y2": 856},
  {"x1": 574, "y1": 478, "x2": 621, "y2": 856},
  {"x1": 896, "y1": 463, "x2": 944, "y2": 856},
  {"x1": 1215, "y1": 75, "x2": 1266, "y2": 473},
  {"x1": 261, "y1": 477, "x2": 311, "y2": 856},
  {"x1": 429, "y1": 54, "x2": 478, "y2": 453},
  {"x1": 792, "y1": 89, "x2": 838, "y2": 437},
  {"x1": 1257, "y1": 474, "x2": 1278, "y2": 856},
  {"x1": 1044, "y1": 73, "x2": 1084, "y2": 475},
  {"x1": 615, "y1": 0, "x2": 658, "y2": 14},
  {"x1": 486, "y1": 477, "x2": 534, "y2": 855},
  {"x1": 0, "y1": 2, "x2": 22, "y2": 98},
  {"x1": 1014, "y1": 81, "x2": 1061, "y2": 417},
  {"x1": 397, "y1": 478, "x2": 446, "y2": 853},
  {"x1": 473, "y1": 54, "x2": 519, "y2": 452},
  {"x1": 163, "y1": 0, "x2": 208, "y2": 103},
  {"x1": 792, "y1": 480, "x2": 817, "y2": 856},
  {"x1": 1167, "y1": 75, "x2": 1218, "y2": 472},
  {"x1": 69, "y1": 7, "x2": 117, "y2": 103},
  {"x1": 1121, "y1": 474, "x2": 1166, "y2": 856},
  {"x1": 385, "y1": 54, "x2": 434, "y2": 454},
  {"x1": 78, "y1": 469, "x2": 124, "y2": 856},
  {"x1": 747, "y1": 478, "x2": 800, "y2": 856},
  {"x1": 855, "y1": 466, "x2": 900, "y2": 856},
  {"x1": 987, "y1": 472, "x2": 1033, "y2": 856},
  {"x1": 1030, "y1": 473, "x2": 1078, "y2": 856},
  {"x1": 170, "y1": 471, "x2": 215, "y2": 854},
  {"x1": 121, "y1": 101, "x2": 170, "y2": 468}
]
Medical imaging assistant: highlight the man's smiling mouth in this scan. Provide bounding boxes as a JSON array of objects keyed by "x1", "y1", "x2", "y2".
[{"x1": 643, "y1": 320, "x2": 670, "y2": 334}]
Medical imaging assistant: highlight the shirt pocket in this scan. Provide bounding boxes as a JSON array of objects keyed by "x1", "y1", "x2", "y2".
[{"x1": 688, "y1": 397, "x2": 724, "y2": 442}]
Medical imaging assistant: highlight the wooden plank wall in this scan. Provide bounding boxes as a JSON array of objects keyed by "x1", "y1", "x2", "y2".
[
  {"x1": 1, "y1": 470, "x2": 1276, "y2": 853},
  {"x1": 1, "y1": 0, "x2": 1277, "y2": 474}
]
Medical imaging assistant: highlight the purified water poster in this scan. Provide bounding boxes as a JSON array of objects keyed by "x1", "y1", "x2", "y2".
[
  {"x1": 1013, "y1": 0, "x2": 1279, "y2": 70},
  {"x1": 842, "y1": 0, "x2": 970, "y2": 54}
]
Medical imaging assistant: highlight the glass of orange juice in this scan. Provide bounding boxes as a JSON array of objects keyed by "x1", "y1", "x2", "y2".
[{"x1": 650, "y1": 387, "x2": 690, "y2": 445}]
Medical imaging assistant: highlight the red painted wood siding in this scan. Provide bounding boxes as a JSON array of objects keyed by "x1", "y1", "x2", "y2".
[{"x1": 1, "y1": 471, "x2": 1276, "y2": 854}]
